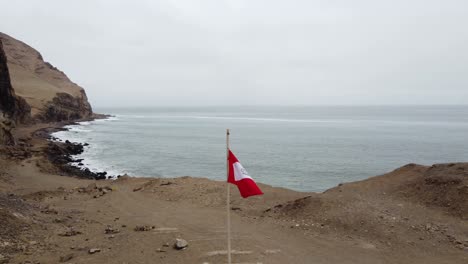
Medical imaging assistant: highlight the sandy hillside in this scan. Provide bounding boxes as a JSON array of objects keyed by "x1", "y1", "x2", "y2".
[
  {"x1": 0, "y1": 32, "x2": 91, "y2": 119},
  {"x1": 0, "y1": 125, "x2": 467, "y2": 264}
]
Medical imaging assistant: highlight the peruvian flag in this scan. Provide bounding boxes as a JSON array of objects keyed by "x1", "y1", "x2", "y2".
[{"x1": 227, "y1": 150, "x2": 263, "y2": 198}]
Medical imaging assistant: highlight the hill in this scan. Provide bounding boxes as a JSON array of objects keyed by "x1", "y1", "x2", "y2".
[{"x1": 0, "y1": 32, "x2": 92, "y2": 123}]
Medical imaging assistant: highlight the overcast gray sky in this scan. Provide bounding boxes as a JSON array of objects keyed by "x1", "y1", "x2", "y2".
[{"x1": 1, "y1": 0, "x2": 467, "y2": 107}]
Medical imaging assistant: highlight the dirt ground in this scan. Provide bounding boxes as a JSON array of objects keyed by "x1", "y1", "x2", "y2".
[{"x1": 0, "y1": 125, "x2": 467, "y2": 264}]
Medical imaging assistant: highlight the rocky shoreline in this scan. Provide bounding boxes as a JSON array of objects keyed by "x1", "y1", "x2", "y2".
[
  {"x1": 42, "y1": 116, "x2": 114, "y2": 180},
  {"x1": 1, "y1": 113, "x2": 113, "y2": 181}
]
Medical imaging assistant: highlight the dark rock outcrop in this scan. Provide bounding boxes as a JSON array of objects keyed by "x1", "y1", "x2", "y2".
[
  {"x1": 44, "y1": 139, "x2": 107, "y2": 180},
  {"x1": 40, "y1": 92, "x2": 93, "y2": 122},
  {"x1": 0, "y1": 38, "x2": 31, "y2": 125},
  {"x1": 0, "y1": 38, "x2": 31, "y2": 145}
]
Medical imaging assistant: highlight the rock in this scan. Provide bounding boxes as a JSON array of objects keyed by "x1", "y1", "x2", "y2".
[
  {"x1": 174, "y1": 238, "x2": 188, "y2": 250},
  {"x1": 156, "y1": 248, "x2": 166, "y2": 253},
  {"x1": 59, "y1": 228, "x2": 82, "y2": 237},
  {"x1": 85, "y1": 183, "x2": 97, "y2": 192},
  {"x1": 0, "y1": 39, "x2": 31, "y2": 126},
  {"x1": 41, "y1": 208, "x2": 58, "y2": 214},
  {"x1": 105, "y1": 226, "x2": 120, "y2": 234},
  {"x1": 134, "y1": 225, "x2": 154, "y2": 231},
  {"x1": 133, "y1": 187, "x2": 143, "y2": 192},
  {"x1": 59, "y1": 253, "x2": 74, "y2": 262},
  {"x1": 88, "y1": 248, "x2": 101, "y2": 254}
]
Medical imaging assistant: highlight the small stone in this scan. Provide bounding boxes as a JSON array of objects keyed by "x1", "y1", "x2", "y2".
[
  {"x1": 88, "y1": 248, "x2": 101, "y2": 254},
  {"x1": 134, "y1": 225, "x2": 153, "y2": 231},
  {"x1": 59, "y1": 228, "x2": 82, "y2": 237},
  {"x1": 85, "y1": 183, "x2": 97, "y2": 192},
  {"x1": 156, "y1": 248, "x2": 166, "y2": 253},
  {"x1": 59, "y1": 253, "x2": 74, "y2": 262},
  {"x1": 105, "y1": 226, "x2": 120, "y2": 234},
  {"x1": 174, "y1": 238, "x2": 188, "y2": 250}
]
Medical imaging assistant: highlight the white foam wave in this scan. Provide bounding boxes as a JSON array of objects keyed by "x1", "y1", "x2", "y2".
[
  {"x1": 113, "y1": 114, "x2": 344, "y2": 123},
  {"x1": 116, "y1": 114, "x2": 468, "y2": 126},
  {"x1": 95, "y1": 116, "x2": 120, "y2": 122},
  {"x1": 68, "y1": 127, "x2": 92, "y2": 133},
  {"x1": 189, "y1": 116, "x2": 340, "y2": 123},
  {"x1": 70, "y1": 155, "x2": 129, "y2": 178}
]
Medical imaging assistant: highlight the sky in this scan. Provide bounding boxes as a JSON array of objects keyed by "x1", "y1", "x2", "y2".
[{"x1": 1, "y1": 0, "x2": 467, "y2": 107}]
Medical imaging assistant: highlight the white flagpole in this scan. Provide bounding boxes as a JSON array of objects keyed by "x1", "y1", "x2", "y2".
[{"x1": 226, "y1": 129, "x2": 232, "y2": 264}]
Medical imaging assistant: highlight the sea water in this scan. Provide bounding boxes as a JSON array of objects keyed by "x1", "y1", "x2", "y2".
[{"x1": 52, "y1": 106, "x2": 468, "y2": 192}]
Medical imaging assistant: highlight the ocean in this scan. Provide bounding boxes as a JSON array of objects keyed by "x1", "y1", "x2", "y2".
[{"x1": 52, "y1": 106, "x2": 468, "y2": 192}]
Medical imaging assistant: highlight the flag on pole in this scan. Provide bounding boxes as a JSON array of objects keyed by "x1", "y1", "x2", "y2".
[{"x1": 227, "y1": 150, "x2": 263, "y2": 198}]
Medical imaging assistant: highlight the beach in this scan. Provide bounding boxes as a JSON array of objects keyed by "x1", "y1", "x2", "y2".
[{"x1": 0, "y1": 122, "x2": 467, "y2": 263}]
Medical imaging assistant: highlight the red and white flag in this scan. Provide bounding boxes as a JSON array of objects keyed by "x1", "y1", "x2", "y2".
[{"x1": 227, "y1": 150, "x2": 263, "y2": 198}]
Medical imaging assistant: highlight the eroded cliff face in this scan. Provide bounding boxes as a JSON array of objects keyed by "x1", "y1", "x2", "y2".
[
  {"x1": 0, "y1": 38, "x2": 31, "y2": 124},
  {"x1": 1, "y1": 38, "x2": 32, "y2": 145},
  {"x1": 0, "y1": 32, "x2": 92, "y2": 122}
]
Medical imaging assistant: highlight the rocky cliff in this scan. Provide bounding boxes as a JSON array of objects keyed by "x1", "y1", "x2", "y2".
[
  {"x1": 0, "y1": 32, "x2": 92, "y2": 122},
  {"x1": 0, "y1": 38, "x2": 31, "y2": 124},
  {"x1": 0, "y1": 38, "x2": 31, "y2": 145}
]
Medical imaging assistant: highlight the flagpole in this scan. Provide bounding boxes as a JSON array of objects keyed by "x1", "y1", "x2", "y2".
[{"x1": 226, "y1": 128, "x2": 232, "y2": 264}]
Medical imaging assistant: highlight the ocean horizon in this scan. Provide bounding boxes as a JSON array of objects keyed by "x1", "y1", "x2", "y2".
[{"x1": 52, "y1": 105, "x2": 468, "y2": 192}]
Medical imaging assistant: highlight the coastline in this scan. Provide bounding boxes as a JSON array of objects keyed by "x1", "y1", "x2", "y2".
[
  {"x1": 46, "y1": 115, "x2": 119, "y2": 180},
  {"x1": 0, "y1": 118, "x2": 467, "y2": 263},
  {"x1": 46, "y1": 105, "x2": 468, "y2": 193},
  {"x1": 39, "y1": 113, "x2": 115, "y2": 180}
]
